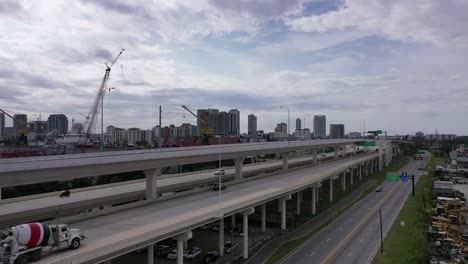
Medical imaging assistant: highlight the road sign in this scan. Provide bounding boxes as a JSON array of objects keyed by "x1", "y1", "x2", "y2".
[
  {"x1": 376, "y1": 130, "x2": 383, "y2": 134},
  {"x1": 386, "y1": 172, "x2": 400, "y2": 181},
  {"x1": 401, "y1": 172, "x2": 408, "y2": 182}
]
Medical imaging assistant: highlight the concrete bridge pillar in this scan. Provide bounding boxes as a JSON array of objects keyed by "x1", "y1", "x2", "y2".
[
  {"x1": 313, "y1": 150, "x2": 318, "y2": 164},
  {"x1": 342, "y1": 172, "x2": 346, "y2": 191},
  {"x1": 231, "y1": 214, "x2": 236, "y2": 227},
  {"x1": 341, "y1": 145, "x2": 346, "y2": 157},
  {"x1": 312, "y1": 187, "x2": 316, "y2": 215},
  {"x1": 350, "y1": 168, "x2": 354, "y2": 185},
  {"x1": 280, "y1": 194, "x2": 292, "y2": 230},
  {"x1": 359, "y1": 164, "x2": 362, "y2": 181},
  {"x1": 219, "y1": 218, "x2": 224, "y2": 256},
  {"x1": 282, "y1": 153, "x2": 289, "y2": 170},
  {"x1": 241, "y1": 208, "x2": 255, "y2": 259},
  {"x1": 147, "y1": 244, "x2": 154, "y2": 264},
  {"x1": 261, "y1": 203, "x2": 266, "y2": 232},
  {"x1": 334, "y1": 147, "x2": 339, "y2": 159},
  {"x1": 234, "y1": 158, "x2": 245, "y2": 180},
  {"x1": 329, "y1": 178, "x2": 334, "y2": 202},
  {"x1": 173, "y1": 231, "x2": 192, "y2": 264},
  {"x1": 296, "y1": 191, "x2": 301, "y2": 215},
  {"x1": 353, "y1": 145, "x2": 357, "y2": 155},
  {"x1": 144, "y1": 168, "x2": 161, "y2": 200}
]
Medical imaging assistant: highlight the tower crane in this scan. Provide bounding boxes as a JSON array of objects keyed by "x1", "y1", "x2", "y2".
[
  {"x1": 80, "y1": 49, "x2": 124, "y2": 145},
  {"x1": 0, "y1": 108, "x2": 30, "y2": 145},
  {"x1": 181, "y1": 105, "x2": 213, "y2": 145}
]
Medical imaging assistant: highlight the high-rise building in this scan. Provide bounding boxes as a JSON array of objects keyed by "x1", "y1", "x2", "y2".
[
  {"x1": 313, "y1": 115, "x2": 326, "y2": 138},
  {"x1": 296, "y1": 118, "x2": 301, "y2": 130},
  {"x1": 13, "y1": 114, "x2": 28, "y2": 136},
  {"x1": 0, "y1": 113, "x2": 4, "y2": 139},
  {"x1": 127, "y1": 128, "x2": 141, "y2": 145},
  {"x1": 330, "y1": 124, "x2": 345, "y2": 139},
  {"x1": 197, "y1": 109, "x2": 219, "y2": 136},
  {"x1": 47, "y1": 114, "x2": 68, "y2": 135},
  {"x1": 248, "y1": 114, "x2": 257, "y2": 135},
  {"x1": 275, "y1": 123, "x2": 287, "y2": 134},
  {"x1": 228, "y1": 109, "x2": 240, "y2": 136},
  {"x1": 112, "y1": 128, "x2": 126, "y2": 145},
  {"x1": 217, "y1": 111, "x2": 229, "y2": 135}
]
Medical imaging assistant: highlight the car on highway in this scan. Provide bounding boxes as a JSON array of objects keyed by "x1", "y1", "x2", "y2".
[
  {"x1": 202, "y1": 250, "x2": 219, "y2": 263},
  {"x1": 214, "y1": 169, "x2": 225, "y2": 175},
  {"x1": 375, "y1": 186, "x2": 382, "y2": 192},
  {"x1": 156, "y1": 245, "x2": 172, "y2": 257},
  {"x1": 213, "y1": 183, "x2": 226, "y2": 191},
  {"x1": 184, "y1": 247, "x2": 201, "y2": 259},
  {"x1": 167, "y1": 249, "x2": 178, "y2": 259},
  {"x1": 224, "y1": 240, "x2": 239, "y2": 253}
]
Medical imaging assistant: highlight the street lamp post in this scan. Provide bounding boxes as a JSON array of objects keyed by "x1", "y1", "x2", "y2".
[{"x1": 280, "y1": 106, "x2": 290, "y2": 144}]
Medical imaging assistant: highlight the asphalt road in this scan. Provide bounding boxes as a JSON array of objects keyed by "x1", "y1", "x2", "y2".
[{"x1": 281, "y1": 158, "x2": 424, "y2": 264}]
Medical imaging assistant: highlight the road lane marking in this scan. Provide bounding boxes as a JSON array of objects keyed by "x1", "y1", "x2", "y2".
[
  {"x1": 310, "y1": 251, "x2": 316, "y2": 257},
  {"x1": 348, "y1": 252, "x2": 353, "y2": 257},
  {"x1": 320, "y1": 181, "x2": 402, "y2": 264}
]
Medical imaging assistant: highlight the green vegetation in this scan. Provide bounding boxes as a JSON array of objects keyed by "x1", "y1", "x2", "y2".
[
  {"x1": 265, "y1": 156, "x2": 409, "y2": 264},
  {"x1": 372, "y1": 156, "x2": 443, "y2": 264}
]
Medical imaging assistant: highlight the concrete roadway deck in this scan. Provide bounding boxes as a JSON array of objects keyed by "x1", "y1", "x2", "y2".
[
  {"x1": 0, "y1": 150, "x2": 349, "y2": 227},
  {"x1": 34, "y1": 152, "x2": 378, "y2": 264}
]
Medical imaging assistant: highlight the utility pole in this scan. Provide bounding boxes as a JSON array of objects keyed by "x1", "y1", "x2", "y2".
[
  {"x1": 411, "y1": 174, "x2": 415, "y2": 197},
  {"x1": 159, "y1": 105, "x2": 162, "y2": 149},
  {"x1": 379, "y1": 208, "x2": 384, "y2": 253}
]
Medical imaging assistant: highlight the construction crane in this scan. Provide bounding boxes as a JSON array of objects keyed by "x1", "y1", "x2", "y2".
[
  {"x1": 0, "y1": 108, "x2": 30, "y2": 145},
  {"x1": 80, "y1": 49, "x2": 124, "y2": 145},
  {"x1": 181, "y1": 105, "x2": 214, "y2": 145}
]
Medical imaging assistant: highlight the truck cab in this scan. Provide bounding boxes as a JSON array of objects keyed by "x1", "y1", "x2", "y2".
[{"x1": 49, "y1": 224, "x2": 83, "y2": 250}]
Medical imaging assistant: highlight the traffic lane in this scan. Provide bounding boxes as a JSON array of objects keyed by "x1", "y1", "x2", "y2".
[
  {"x1": 332, "y1": 161, "x2": 421, "y2": 264},
  {"x1": 281, "y1": 160, "x2": 417, "y2": 264}
]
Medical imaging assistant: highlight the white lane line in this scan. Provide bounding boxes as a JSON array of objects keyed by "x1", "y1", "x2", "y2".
[
  {"x1": 310, "y1": 251, "x2": 316, "y2": 257},
  {"x1": 348, "y1": 251, "x2": 353, "y2": 257}
]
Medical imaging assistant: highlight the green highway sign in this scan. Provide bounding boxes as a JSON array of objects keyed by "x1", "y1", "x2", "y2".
[
  {"x1": 376, "y1": 130, "x2": 383, "y2": 134},
  {"x1": 386, "y1": 172, "x2": 400, "y2": 181}
]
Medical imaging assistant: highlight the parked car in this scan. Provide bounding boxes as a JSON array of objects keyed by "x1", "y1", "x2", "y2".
[
  {"x1": 167, "y1": 249, "x2": 177, "y2": 260},
  {"x1": 202, "y1": 250, "x2": 219, "y2": 263},
  {"x1": 184, "y1": 247, "x2": 202, "y2": 259},
  {"x1": 156, "y1": 245, "x2": 172, "y2": 257},
  {"x1": 224, "y1": 241, "x2": 239, "y2": 253},
  {"x1": 213, "y1": 183, "x2": 226, "y2": 191},
  {"x1": 375, "y1": 186, "x2": 382, "y2": 192},
  {"x1": 214, "y1": 169, "x2": 225, "y2": 175}
]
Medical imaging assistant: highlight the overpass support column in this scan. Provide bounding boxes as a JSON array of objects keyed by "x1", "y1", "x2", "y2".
[
  {"x1": 313, "y1": 150, "x2": 318, "y2": 164},
  {"x1": 342, "y1": 172, "x2": 346, "y2": 191},
  {"x1": 147, "y1": 244, "x2": 154, "y2": 264},
  {"x1": 296, "y1": 192, "x2": 301, "y2": 215},
  {"x1": 359, "y1": 164, "x2": 362, "y2": 181},
  {"x1": 282, "y1": 153, "x2": 289, "y2": 170},
  {"x1": 378, "y1": 147, "x2": 383, "y2": 171},
  {"x1": 353, "y1": 145, "x2": 356, "y2": 155},
  {"x1": 370, "y1": 160, "x2": 374, "y2": 173},
  {"x1": 366, "y1": 162, "x2": 369, "y2": 176},
  {"x1": 280, "y1": 195, "x2": 292, "y2": 230},
  {"x1": 219, "y1": 218, "x2": 224, "y2": 257},
  {"x1": 261, "y1": 204, "x2": 266, "y2": 232},
  {"x1": 350, "y1": 168, "x2": 354, "y2": 185},
  {"x1": 173, "y1": 231, "x2": 192, "y2": 264},
  {"x1": 241, "y1": 208, "x2": 255, "y2": 259},
  {"x1": 144, "y1": 168, "x2": 161, "y2": 200},
  {"x1": 312, "y1": 187, "x2": 316, "y2": 215},
  {"x1": 234, "y1": 158, "x2": 245, "y2": 180},
  {"x1": 329, "y1": 178, "x2": 334, "y2": 202},
  {"x1": 334, "y1": 147, "x2": 339, "y2": 159},
  {"x1": 231, "y1": 214, "x2": 236, "y2": 227},
  {"x1": 341, "y1": 145, "x2": 346, "y2": 157}
]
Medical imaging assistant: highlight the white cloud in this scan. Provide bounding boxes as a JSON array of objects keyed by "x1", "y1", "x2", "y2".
[{"x1": 286, "y1": 0, "x2": 468, "y2": 49}]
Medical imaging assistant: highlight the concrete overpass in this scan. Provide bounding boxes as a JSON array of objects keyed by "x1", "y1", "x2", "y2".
[
  {"x1": 0, "y1": 140, "x2": 390, "y2": 202},
  {"x1": 31, "y1": 151, "x2": 383, "y2": 264}
]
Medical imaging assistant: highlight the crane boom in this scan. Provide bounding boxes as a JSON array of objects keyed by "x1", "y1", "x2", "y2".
[
  {"x1": 182, "y1": 105, "x2": 206, "y2": 124},
  {"x1": 80, "y1": 49, "x2": 124, "y2": 144}
]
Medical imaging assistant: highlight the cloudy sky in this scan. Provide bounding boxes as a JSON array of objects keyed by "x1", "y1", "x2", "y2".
[{"x1": 1, "y1": 0, "x2": 467, "y2": 135}]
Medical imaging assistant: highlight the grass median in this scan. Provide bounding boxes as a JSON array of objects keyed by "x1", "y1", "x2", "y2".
[
  {"x1": 372, "y1": 156, "x2": 442, "y2": 264},
  {"x1": 265, "y1": 156, "x2": 409, "y2": 264}
]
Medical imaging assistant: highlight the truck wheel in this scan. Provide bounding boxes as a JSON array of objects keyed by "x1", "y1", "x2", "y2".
[
  {"x1": 70, "y1": 238, "x2": 81, "y2": 249},
  {"x1": 14, "y1": 254, "x2": 28, "y2": 264},
  {"x1": 30, "y1": 250, "x2": 42, "y2": 261}
]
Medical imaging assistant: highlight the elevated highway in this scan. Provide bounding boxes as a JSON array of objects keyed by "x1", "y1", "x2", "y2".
[{"x1": 33, "y1": 152, "x2": 380, "y2": 264}]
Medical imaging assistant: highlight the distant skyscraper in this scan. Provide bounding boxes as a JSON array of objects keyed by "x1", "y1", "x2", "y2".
[
  {"x1": 13, "y1": 114, "x2": 28, "y2": 136},
  {"x1": 313, "y1": 115, "x2": 326, "y2": 138},
  {"x1": 296, "y1": 118, "x2": 301, "y2": 130},
  {"x1": 0, "y1": 113, "x2": 4, "y2": 139},
  {"x1": 330, "y1": 124, "x2": 345, "y2": 139},
  {"x1": 248, "y1": 114, "x2": 257, "y2": 135},
  {"x1": 275, "y1": 123, "x2": 287, "y2": 134},
  {"x1": 47, "y1": 114, "x2": 68, "y2": 135},
  {"x1": 217, "y1": 111, "x2": 229, "y2": 135},
  {"x1": 228, "y1": 109, "x2": 240, "y2": 136}
]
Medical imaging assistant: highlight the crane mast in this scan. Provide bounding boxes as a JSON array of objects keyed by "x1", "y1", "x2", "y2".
[{"x1": 80, "y1": 49, "x2": 124, "y2": 144}]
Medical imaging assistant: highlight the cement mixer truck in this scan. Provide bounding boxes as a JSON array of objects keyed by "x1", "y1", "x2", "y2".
[{"x1": 0, "y1": 222, "x2": 85, "y2": 264}]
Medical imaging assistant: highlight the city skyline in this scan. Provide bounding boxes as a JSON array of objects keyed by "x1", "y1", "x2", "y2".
[{"x1": 1, "y1": 1, "x2": 467, "y2": 135}]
